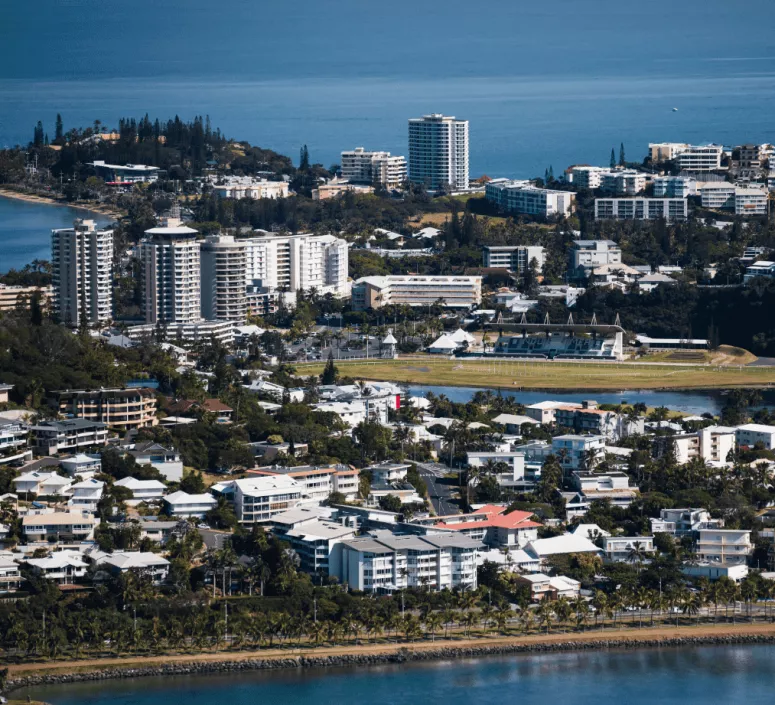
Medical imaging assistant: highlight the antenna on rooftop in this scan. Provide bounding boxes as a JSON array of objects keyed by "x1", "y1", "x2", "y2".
[
  {"x1": 519, "y1": 312, "x2": 527, "y2": 325},
  {"x1": 544, "y1": 313, "x2": 550, "y2": 325},
  {"x1": 590, "y1": 312, "x2": 598, "y2": 326},
  {"x1": 567, "y1": 313, "x2": 574, "y2": 326},
  {"x1": 614, "y1": 313, "x2": 621, "y2": 327}
]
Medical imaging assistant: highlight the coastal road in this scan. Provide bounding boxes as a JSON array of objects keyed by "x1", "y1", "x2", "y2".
[{"x1": 416, "y1": 461, "x2": 460, "y2": 516}]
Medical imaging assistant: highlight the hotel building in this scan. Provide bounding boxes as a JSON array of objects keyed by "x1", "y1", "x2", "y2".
[
  {"x1": 352, "y1": 275, "x2": 482, "y2": 310},
  {"x1": 408, "y1": 114, "x2": 469, "y2": 191}
]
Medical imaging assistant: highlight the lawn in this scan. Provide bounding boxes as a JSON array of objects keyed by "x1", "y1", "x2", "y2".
[{"x1": 298, "y1": 358, "x2": 775, "y2": 390}]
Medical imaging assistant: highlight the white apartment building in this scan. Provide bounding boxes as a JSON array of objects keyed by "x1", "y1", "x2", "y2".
[
  {"x1": 367, "y1": 463, "x2": 410, "y2": 484},
  {"x1": 200, "y1": 235, "x2": 248, "y2": 323},
  {"x1": 744, "y1": 261, "x2": 775, "y2": 284},
  {"x1": 30, "y1": 419, "x2": 109, "y2": 455},
  {"x1": 594, "y1": 198, "x2": 688, "y2": 221},
  {"x1": 668, "y1": 426, "x2": 735, "y2": 466},
  {"x1": 210, "y1": 176, "x2": 289, "y2": 200},
  {"x1": 551, "y1": 434, "x2": 606, "y2": 473},
  {"x1": 649, "y1": 143, "x2": 691, "y2": 162},
  {"x1": 525, "y1": 400, "x2": 582, "y2": 425},
  {"x1": 675, "y1": 144, "x2": 724, "y2": 172},
  {"x1": 601, "y1": 536, "x2": 655, "y2": 563},
  {"x1": 697, "y1": 529, "x2": 752, "y2": 566},
  {"x1": 650, "y1": 508, "x2": 721, "y2": 537},
  {"x1": 653, "y1": 175, "x2": 697, "y2": 198},
  {"x1": 51, "y1": 219, "x2": 113, "y2": 326},
  {"x1": 408, "y1": 114, "x2": 469, "y2": 191},
  {"x1": 485, "y1": 179, "x2": 575, "y2": 217},
  {"x1": 735, "y1": 187, "x2": 768, "y2": 216},
  {"x1": 700, "y1": 182, "x2": 736, "y2": 209},
  {"x1": 567, "y1": 165, "x2": 608, "y2": 189},
  {"x1": 229, "y1": 475, "x2": 304, "y2": 524},
  {"x1": 126, "y1": 319, "x2": 234, "y2": 347},
  {"x1": 482, "y1": 245, "x2": 545, "y2": 273},
  {"x1": 569, "y1": 240, "x2": 622, "y2": 273},
  {"x1": 244, "y1": 232, "x2": 349, "y2": 297},
  {"x1": 600, "y1": 170, "x2": 647, "y2": 195},
  {"x1": 249, "y1": 465, "x2": 359, "y2": 502},
  {"x1": 340, "y1": 147, "x2": 407, "y2": 188},
  {"x1": 0, "y1": 420, "x2": 27, "y2": 455},
  {"x1": 141, "y1": 218, "x2": 201, "y2": 324},
  {"x1": 336, "y1": 533, "x2": 479, "y2": 592},
  {"x1": 352, "y1": 275, "x2": 482, "y2": 310},
  {"x1": 698, "y1": 182, "x2": 766, "y2": 214},
  {"x1": 736, "y1": 423, "x2": 775, "y2": 450}
]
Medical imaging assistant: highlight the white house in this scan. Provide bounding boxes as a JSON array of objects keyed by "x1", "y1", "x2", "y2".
[
  {"x1": 650, "y1": 508, "x2": 721, "y2": 537},
  {"x1": 126, "y1": 441, "x2": 184, "y2": 482},
  {"x1": 736, "y1": 423, "x2": 775, "y2": 450},
  {"x1": 524, "y1": 534, "x2": 602, "y2": 564},
  {"x1": 514, "y1": 573, "x2": 581, "y2": 601},
  {"x1": 22, "y1": 510, "x2": 97, "y2": 542},
  {"x1": 67, "y1": 478, "x2": 104, "y2": 512},
  {"x1": 367, "y1": 463, "x2": 410, "y2": 484},
  {"x1": 697, "y1": 529, "x2": 752, "y2": 566},
  {"x1": 12, "y1": 471, "x2": 72, "y2": 498},
  {"x1": 0, "y1": 557, "x2": 21, "y2": 593},
  {"x1": 59, "y1": 454, "x2": 102, "y2": 478},
  {"x1": 601, "y1": 536, "x2": 655, "y2": 563},
  {"x1": 114, "y1": 477, "x2": 167, "y2": 501},
  {"x1": 22, "y1": 551, "x2": 88, "y2": 584},
  {"x1": 89, "y1": 550, "x2": 170, "y2": 584},
  {"x1": 163, "y1": 491, "x2": 218, "y2": 518}
]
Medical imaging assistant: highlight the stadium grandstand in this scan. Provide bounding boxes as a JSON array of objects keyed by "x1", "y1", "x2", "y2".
[{"x1": 486, "y1": 314, "x2": 625, "y2": 361}]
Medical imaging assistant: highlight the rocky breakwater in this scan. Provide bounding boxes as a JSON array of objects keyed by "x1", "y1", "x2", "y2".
[{"x1": 8, "y1": 633, "x2": 775, "y2": 691}]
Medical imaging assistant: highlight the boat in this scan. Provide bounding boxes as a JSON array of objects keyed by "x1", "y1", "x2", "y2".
[{"x1": 672, "y1": 107, "x2": 679, "y2": 112}]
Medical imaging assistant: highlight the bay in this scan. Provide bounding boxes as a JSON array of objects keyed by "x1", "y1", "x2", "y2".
[
  {"x1": 22, "y1": 644, "x2": 775, "y2": 705},
  {"x1": 0, "y1": 197, "x2": 111, "y2": 273}
]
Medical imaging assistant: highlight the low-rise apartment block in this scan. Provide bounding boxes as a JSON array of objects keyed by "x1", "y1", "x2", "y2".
[
  {"x1": 601, "y1": 536, "x2": 655, "y2": 562},
  {"x1": 335, "y1": 532, "x2": 480, "y2": 592},
  {"x1": 248, "y1": 465, "x2": 359, "y2": 502},
  {"x1": 594, "y1": 197, "x2": 688, "y2": 221},
  {"x1": 224, "y1": 475, "x2": 304, "y2": 524},
  {"x1": 551, "y1": 434, "x2": 606, "y2": 473},
  {"x1": 482, "y1": 245, "x2": 545, "y2": 273},
  {"x1": 566, "y1": 165, "x2": 607, "y2": 189},
  {"x1": 600, "y1": 170, "x2": 646, "y2": 195},
  {"x1": 701, "y1": 183, "x2": 768, "y2": 215},
  {"x1": 341, "y1": 147, "x2": 407, "y2": 188},
  {"x1": 0, "y1": 283, "x2": 52, "y2": 312},
  {"x1": 736, "y1": 423, "x2": 775, "y2": 449},
  {"x1": 210, "y1": 176, "x2": 290, "y2": 199},
  {"x1": 163, "y1": 491, "x2": 218, "y2": 518},
  {"x1": 660, "y1": 426, "x2": 735, "y2": 466},
  {"x1": 433, "y1": 505, "x2": 540, "y2": 548},
  {"x1": 352, "y1": 275, "x2": 482, "y2": 310},
  {"x1": 697, "y1": 529, "x2": 752, "y2": 566},
  {"x1": 653, "y1": 175, "x2": 697, "y2": 198},
  {"x1": 485, "y1": 179, "x2": 575, "y2": 217},
  {"x1": 569, "y1": 240, "x2": 622, "y2": 275},
  {"x1": 52, "y1": 388, "x2": 157, "y2": 430},
  {"x1": 31, "y1": 419, "x2": 109, "y2": 455},
  {"x1": 650, "y1": 508, "x2": 722, "y2": 537}
]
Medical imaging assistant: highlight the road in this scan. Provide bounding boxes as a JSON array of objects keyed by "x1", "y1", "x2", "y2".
[{"x1": 416, "y1": 461, "x2": 460, "y2": 516}]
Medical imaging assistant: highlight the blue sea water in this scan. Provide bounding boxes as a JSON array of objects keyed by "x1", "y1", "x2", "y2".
[
  {"x1": 2, "y1": 0, "x2": 775, "y2": 178},
  {"x1": 0, "y1": 197, "x2": 111, "y2": 273},
  {"x1": 21, "y1": 645, "x2": 775, "y2": 705}
]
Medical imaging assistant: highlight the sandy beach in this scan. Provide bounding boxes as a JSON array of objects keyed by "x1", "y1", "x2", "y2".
[{"x1": 0, "y1": 187, "x2": 124, "y2": 219}]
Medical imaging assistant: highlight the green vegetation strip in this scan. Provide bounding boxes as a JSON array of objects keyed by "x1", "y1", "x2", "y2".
[{"x1": 300, "y1": 358, "x2": 775, "y2": 390}]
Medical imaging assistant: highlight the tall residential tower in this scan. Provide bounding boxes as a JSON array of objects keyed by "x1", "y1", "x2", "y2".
[
  {"x1": 51, "y1": 219, "x2": 113, "y2": 327},
  {"x1": 408, "y1": 114, "x2": 469, "y2": 191}
]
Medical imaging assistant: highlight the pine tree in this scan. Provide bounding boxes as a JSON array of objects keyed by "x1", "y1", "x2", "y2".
[
  {"x1": 55, "y1": 113, "x2": 64, "y2": 142},
  {"x1": 33, "y1": 121, "x2": 44, "y2": 147},
  {"x1": 321, "y1": 350, "x2": 338, "y2": 384},
  {"x1": 610, "y1": 148, "x2": 616, "y2": 169},
  {"x1": 299, "y1": 145, "x2": 310, "y2": 170},
  {"x1": 619, "y1": 142, "x2": 626, "y2": 166},
  {"x1": 548, "y1": 165, "x2": 554, "y2": 182}
]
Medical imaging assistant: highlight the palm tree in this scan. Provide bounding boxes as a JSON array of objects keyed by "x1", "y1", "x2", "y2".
[
  {"x1": 682, "y1": 593, "x2": 702, "y2": 624},
  {"x1": 442, "y1": 609, "x2": 458, "y2": 638},
  {"x1": 536, "y1": 601, "x2": 555, "y2": 634},
  {"x1": 461, "y1": 612, "x2": 478, "y2": 637},
  {"x1": 626, "y1": 541, "x2": 649, "y2": 572},
  {"x1": 591, "y1": 590, "x2": 608, "y2": 628},
  {"x1": 424, "y1": 612, "x2": 444, "y2": 642},
  {"x1": 572, "y1": 596, "x2": 590, "y2": 631},
  {"x1": 553, "y1": 597, "x2": 573, "y2": 631}
]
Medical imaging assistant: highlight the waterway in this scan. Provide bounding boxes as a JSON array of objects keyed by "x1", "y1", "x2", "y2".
[
  {"x1": 0, "y1": 196, "x2": 111, "y2": 273},
  {"x1": 408, "y1": 385, "x2": 775, "y2": 416},
  {"x1": 22, "y1": 644, "x2": 775, "y2": 705}
]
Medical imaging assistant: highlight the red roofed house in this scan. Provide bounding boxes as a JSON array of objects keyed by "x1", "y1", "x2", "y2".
[
  {"x1": 434, "y1": 505, "x2": 541, "y2": 548},
  {"x1": 164, "y1": 398, "x2": 233, "y2": 423}
]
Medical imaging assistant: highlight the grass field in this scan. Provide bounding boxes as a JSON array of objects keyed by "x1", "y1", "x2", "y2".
[{"x1": 299, "y1": 357, "x2": 775, "y2": 390}]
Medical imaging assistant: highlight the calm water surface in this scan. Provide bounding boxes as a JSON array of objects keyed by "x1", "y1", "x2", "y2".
[{"x1": 22, "y1": 645, "x2": 775, "y2": 705}]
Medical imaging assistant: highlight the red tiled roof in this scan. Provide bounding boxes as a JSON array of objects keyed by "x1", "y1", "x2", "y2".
[{"x1": 437, "y1": 506, "x2": 541, "y2": 532}]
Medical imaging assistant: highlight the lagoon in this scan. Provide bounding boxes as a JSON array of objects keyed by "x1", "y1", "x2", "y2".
[{"x1": 22, "y1": 644, "x2": 775, "y2": 705}]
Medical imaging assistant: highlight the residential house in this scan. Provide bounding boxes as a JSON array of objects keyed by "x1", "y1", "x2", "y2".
[
  {"x1": 524, "y1": 534, "x2": 602, "y2": 564},
  {"x1": 434, "y1": 505, "x2": 541, "y2": 548},
  {"x1": 22, "y1": 551, "x2": 88, "y2": 584},
  {"x1": 650, "y1": 508, "x2": 722, "y2": 537},
  {"x1": 525, "y1": 400, "x2": 582, "y2": 425},
  {"x1": 12, "y1": 471, "x2": 72, "y2": 498},
  {"x1": 513, "y1": 573, "x2": 581, "y2": 601},
  {"x1": 0, "y1": 557, "x2": 21, "y2": 593},
  {"x1": 59, "y1": 453, "x2": 102, "y2": 478},
  {"x1": 490, "y1": 413, "x2": 540, "y2": 434},
  {"x1": 67, "y1": 478, "x2": 104, "y2": 512},
  {"x1": 367, "y1": 463, "x2": 411, "y2": 484},
  {"x1": 697, "y1": 529, "x2": 752, "y2": 566},
  {"x1": 30, "y1": 419, "x2": 109, "y2": 455},
  {"x1": 164, "y1": 398, "x2": 233, "y2": 424},
  {"x1": 89, "y1": 550, "x2": 170, "y2": 584},
  {"x1": 114, "y1": 477, "x2": 167, "y2": 501},
  {"x1": 22, "y1": 510, "x2": 97, "y2": 542},
  {"x1": 601, "y1": 536, "x2": 655, "y2": 563},
  {"x1": 125, "y1": 441, "x2": 184, "y2": 482},
  {"x1": 565, "y1": 471, "x2": 638, "y2": 518},
  {"x1": 163, "y1": 491, "x2": 218, "y2": 519},
  {"x1": 367, "y1": 482, "x2": 423, "y2": 507},
  {"x1": 248, "y1": 465, "x2": 359, "y2": 502}
]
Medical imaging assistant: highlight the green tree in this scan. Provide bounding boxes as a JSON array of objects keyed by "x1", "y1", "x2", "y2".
[
  {"x1": 320, "y1": 351, "x2": 338, "y2": 385},
  {"x1": 610, "y1": 147, "x2": 616, "y2": 169}
]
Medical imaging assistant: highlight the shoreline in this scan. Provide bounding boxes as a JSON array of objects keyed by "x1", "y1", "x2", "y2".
[
  {"x1": 8, "y1": 622, "x2": 775, "y2": 693},
  {"x1": 0, "y1": 187, "x2": 124, "y2": 219}
]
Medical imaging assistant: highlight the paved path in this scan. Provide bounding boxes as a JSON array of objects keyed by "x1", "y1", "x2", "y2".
[{"x1": 416, "y1": 461, "x2": 460, "y2": 516}]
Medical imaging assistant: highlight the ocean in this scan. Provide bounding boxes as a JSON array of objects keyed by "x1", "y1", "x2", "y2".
[
  {"x1": 2, "y1": 0, "x2": 775, "y2": 178},
  {"x1": 20, "y1": 645, "x2": 775, "y2": 705}
]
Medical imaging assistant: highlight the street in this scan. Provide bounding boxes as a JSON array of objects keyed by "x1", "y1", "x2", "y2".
[{"x1": 416, "y1": 461, "x2": 461, "y2": 516}]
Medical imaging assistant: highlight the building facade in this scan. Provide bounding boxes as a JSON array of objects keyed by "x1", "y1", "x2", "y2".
[
  {"x1": 653, "y1": 176, "x2": 697, "y2": 198},
  {"x1": 52, "y1": 387, "x2": 157, "y2": 430},
  {"x1": 140, "y1": 218, "x2": 201, "y2": 324},
  {"x1": 485, "y1": 179, "x2": 575, "y2": 217},
  {"x1": 408, "y1": 114, "x2": 469, "y2": 191},
  {"x1": 594, "y1": 198, "x2": 688, "y2": 221},
  {"x1": 200, "y1": 235, "x2": 248, "y2": 323},
  {"x1": 482, "y1": 245, "x2": 546, "y2": 273},
  {"x1": 340, "y1": 147, "x2": 407, "y2": 188},
  {"x1": 51, "y1": 219, "x2": 113, "y2": 326},
  {"x1": 352, "y1": 275, "x2": 482, "y2": 310}
]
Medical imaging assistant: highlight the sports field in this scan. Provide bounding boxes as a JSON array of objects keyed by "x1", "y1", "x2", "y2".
[{"x1": 300, "y1": 357, "x2": 775, "y2": 390}]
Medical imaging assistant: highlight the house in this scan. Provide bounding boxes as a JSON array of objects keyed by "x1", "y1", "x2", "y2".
[
  {"x1": 137, "y1": 517, "x2": 180, "y2": 545},
  {"x1": 367, "y1": 463, "x2": 411, "y2": 484},
  {"x1": 59, "y1": 453, "x2": 102, "y2": 478},
  {"x1": 250, "y1": 440, "x2": 309, "y2": 462},
  {"x1": 125, "y1": 441, "x2": 184, "y2": 482},
  {"x1": 569, "y1": 523, "x2": 611, "y2": 540},
  {"x1": 427, "y1": 334, "x2": 462, "y2": 355},
  {"x1": 12, "y1": 471, "x2": 72, "y2": 498},
  {"x1": 245, "y1": 380, "x2": 306, "y2": 403},
  {"x1": 367, "y1": 482, "x2": 424, "y2": 507},
  {"x1": 0, "y1": 382, "x2": 13, "y2": 404},
  {"x1": 0, "y1": 419, "x2": 29, "y2": 460},
  {"x1": 22, "y1": 551, "x2": 88, "y2": 584},
  {"x1": 22, "y1": 510, "x2": 97, "y2": 542},
  {"x1": 114, "y1": 477, "x2": 167, "y2": 501},
  {"x1": 466, "y1": 450, "x2": 538, "y2": 491},
  {"x1": 490, "y1": 413, "x2": 540, "y2": 433},
  {"x1": 696, "y1": 529, "x2": 752, "y2": 566},
  {"x1": 525, "y1": 401, "x2": 582, "y2": 425},
  {"x1": 163, "y1": 491, "x2": 218, "y2": 519},
  {"x1": 248, "y1": 465, "x2": 359, "y2": 502},
  {"x1": 30, "y1": 419, "x2": 109, "y2": 455},
  {"x1": 67, "y1": 478, "x2": 104, "y2": 511},
  {"x1": 682, "y1": 563, "x2": 749, "y2": 582},
  {"x1": 601, "y1": 536, "x2": 655, "y2": 563},
  {"x1": 165, "y1": 398, "x2": 233, "y2": 423},
  {"x1": 551, "y1": 434, "x2": 606, "y2": 474},
  {"x1": 650, "y1": 508, "x2": 722, "y2": 537},
  {"x1": 565, "y1": 471, "x2": 638, "y2": 518},
  {"x1": 513, "y1": 573, "x2": 581, "y2": 601},
  {"x1": 434, "y1": 505, "x2": 541, "y2": 548},
  {"x1": 221, "y1": 475, "x2": 304, "y2": 524},
  {"x1": 524, "y1": 534, "x2": 602, "y2": 564},
  {"x1": 89, "y1": 550, "x2": 170, "y2": 584},
  {"x1": 0, "y1": 557, "x2": 21, "y2": 593}
]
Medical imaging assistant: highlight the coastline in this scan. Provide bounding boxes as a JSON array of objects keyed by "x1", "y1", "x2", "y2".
[
  {"x1": 8, "y1": 622, "x2": 775, "y2": 693},
  {"x1": 0, "y1": 187, "x2": 124, "y2": 219}
]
